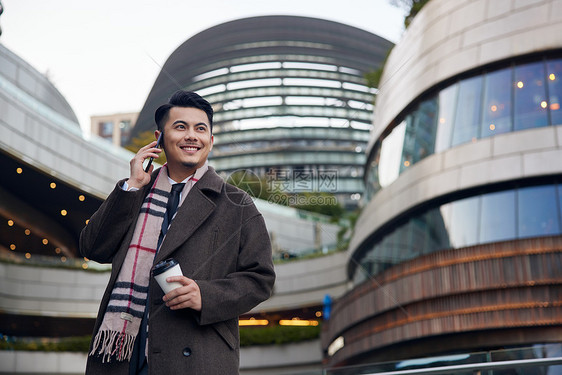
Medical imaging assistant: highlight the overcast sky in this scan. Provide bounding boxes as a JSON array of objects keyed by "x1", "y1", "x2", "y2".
[{"x1": 0, "y1": 0, "x2": 405, "y2": 131}]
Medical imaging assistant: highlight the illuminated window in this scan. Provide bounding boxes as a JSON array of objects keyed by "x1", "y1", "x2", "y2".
[
  {"x1": 283, "y1": 61, "x2": 337, "y2": 71},
  {"x1": 193, "y1": 68, "x2": 229, "y2": 82},
  {"x1": 227, "y1": 78, "x2": 282, "y2": 90},
  {"x1": 283, "y1": 78, "x2": 340, "y2": 88},
  {"x1": 365, "y1": 56, "x2": 562, "y2": 204},
  {"x1": 231, "y1": 62, "x2": 281, "y2": 73},
  {"x1": 196, "y1": 84, "x2": 226, "y2": 97},
  {"x1": 514, "y1": 61, "x2": 548, "y2": 130},
  {"x1": 481, "y1": 69, "x2": 512, "y2": 138},
  {"x1": 547, "y1": 59, "x2": 562, "y2": 124}
]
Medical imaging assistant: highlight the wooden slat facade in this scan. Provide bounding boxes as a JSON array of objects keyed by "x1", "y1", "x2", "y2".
[{"x1": 322, "y1": 236, "x2": 562, "y2": 366}]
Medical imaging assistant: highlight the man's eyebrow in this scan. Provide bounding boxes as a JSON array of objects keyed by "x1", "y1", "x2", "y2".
[{"x1": 172, "y1": 120, "x2": 209, "y2": 128}]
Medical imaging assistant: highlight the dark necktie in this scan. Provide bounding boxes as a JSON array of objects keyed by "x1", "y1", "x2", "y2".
[{"x1": 157, "y1": 183, "x2": 185, "y2": 249}]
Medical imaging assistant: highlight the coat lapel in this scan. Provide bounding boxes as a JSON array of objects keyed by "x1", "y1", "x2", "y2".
[{"x1": 154, "y1": 168, "x2": 223, "y2": 263}]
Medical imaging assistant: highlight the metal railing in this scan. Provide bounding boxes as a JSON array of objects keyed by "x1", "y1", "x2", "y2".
[
  {"x1": 334, "y1": 357, "x2": 562, "y2": 375},
  {"x1": 321, "y1": 345, "x2": 562, "y2": 375}
]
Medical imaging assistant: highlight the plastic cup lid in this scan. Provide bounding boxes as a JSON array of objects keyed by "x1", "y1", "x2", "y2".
[{"x1": 152, "y1": 258, "x2": 178, "y2": 276}]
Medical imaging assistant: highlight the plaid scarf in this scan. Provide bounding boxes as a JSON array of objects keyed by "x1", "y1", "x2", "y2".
[{"x1": 90, "y1": 162, "x2": 208, "y2": 363}]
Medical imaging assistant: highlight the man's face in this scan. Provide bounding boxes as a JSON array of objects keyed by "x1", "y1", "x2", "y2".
[{"x1": 156, "y1": 106, "x2": 213, "y2": 176}]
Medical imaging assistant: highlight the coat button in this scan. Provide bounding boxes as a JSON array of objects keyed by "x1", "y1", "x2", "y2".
[{"x1": 182, "y1": 347, "x2": 192, "y2": 357}]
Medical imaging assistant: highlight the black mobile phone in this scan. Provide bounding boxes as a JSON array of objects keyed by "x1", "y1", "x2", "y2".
[{"x1": 144, "y1": 132, "x2": 163, "y2": 172}]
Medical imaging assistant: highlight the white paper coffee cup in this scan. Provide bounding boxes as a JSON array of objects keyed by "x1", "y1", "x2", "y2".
[{"x1": 152, "y1": 258, "x2": 183, "y2": 294}]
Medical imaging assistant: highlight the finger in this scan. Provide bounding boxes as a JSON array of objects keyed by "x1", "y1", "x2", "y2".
[
  {"x1": 166, "y1": 291, "x2": 194, "y2": 308},
  {"x1": 139, "y1": 140, "x2": 158, "y2": 151},
  {"x1": 169, "y1": 301, "x2": 193, "y2": 310},
  {"x1": 163, "y1": 281, "x2": 191, "y2": 301},
  {"x1": 166, "y1": 276, "x2": 192, "y2": 284}
]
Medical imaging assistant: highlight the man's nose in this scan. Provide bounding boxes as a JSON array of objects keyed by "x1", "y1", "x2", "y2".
[{"x1": 184, "y1": 128, "x2": 198, "y2": 140}]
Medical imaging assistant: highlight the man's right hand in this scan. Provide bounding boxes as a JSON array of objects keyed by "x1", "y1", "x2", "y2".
[{"x1": 127, "y1": 141, "x2": 162, "y2": 189}]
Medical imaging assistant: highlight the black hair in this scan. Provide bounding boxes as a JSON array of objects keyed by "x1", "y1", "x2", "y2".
[{"x1": 154, "y1": 90, "x2": 213, "y2": 133}]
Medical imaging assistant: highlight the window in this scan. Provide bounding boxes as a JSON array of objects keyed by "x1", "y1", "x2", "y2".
[
  {"x1": 434, "y1": 84, "x2": 458, "y2": 152},
  {"x1": 119, "y1": 120, "x2": 132, "y2": 144},
  {"x1": 401, "y1": 115, "x2": 415, "y2": 172},
  {"x1": 379, "y1": 230, "x2": 401, "y2": 271},
  {"x1": 547, "y1": 59, "x2": 562, "y2": 125},
  {"x1": 481, "y1": 68, "x2": 513, "y2": 138},
  {"x1": 424, "y1": 207, "x2": 452, "y2": 253},
  {"x1": 99, "y1": 121, "x2": 113, "y2": 137},
  {"x1": 365, "y1": 145, "x2": 382, "y2": 200},
  {"x1": 400, "y1": 98, "x2": 438, "y2": 170},
  {"x1": 518, "y1": 185, "x2": 560, "y2": 238},
  {"x1": 353, "y1": 183, "x2": 562, "y2": 284},
  {"x1": 411, "y1": 98, "x2": 438, "y2": 164},
  {"x1": 378, "y1": 121, "x2": 406, "y2": 187},
  {"x1": 449, "y1": 196, "x2": 480, "y2": 248},
  {"x1": 364, "y1": 56, "x2": 562, "y2": 205},
  {"x1": 479, "y1": 190, "x2": 516, "y2": 243},
  {"x1": 451, "y1": 76, "x2": 483, "y2": 146},
  {"x1": 514, "y1": 61, "x2": 548, "y2": 130}
]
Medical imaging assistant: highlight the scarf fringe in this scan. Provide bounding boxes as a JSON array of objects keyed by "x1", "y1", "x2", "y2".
[{"x1": 90, "y1": 329, "x2": 136, "y2": 363}]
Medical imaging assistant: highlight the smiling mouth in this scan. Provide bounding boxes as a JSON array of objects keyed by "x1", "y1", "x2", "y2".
[{"x1": 180, "y1": 145, "x2": 200, "y2": 152}]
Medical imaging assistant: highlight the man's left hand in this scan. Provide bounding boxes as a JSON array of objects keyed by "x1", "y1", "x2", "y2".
[{"x1": 163, "y1": 276, "x2": 202, "y2": 311}]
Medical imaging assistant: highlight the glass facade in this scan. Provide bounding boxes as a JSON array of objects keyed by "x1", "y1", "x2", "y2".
[
  {"x1": 353, "y1": 183, "x2": 562, "y2": 285},
  {"x1": 194, "y1": 53, "x2": 381, "y2": 206},
  {"x1": 366, "y1": 56, "x2": 562, "y2": 200},
  {"x1": 192, "y1": 54, "x2": 379, "y2": 207}
]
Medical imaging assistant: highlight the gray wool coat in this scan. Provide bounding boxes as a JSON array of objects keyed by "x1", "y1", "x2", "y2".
[{"x1": 79, "y1": 167, "x2": 275, "y2": 375}]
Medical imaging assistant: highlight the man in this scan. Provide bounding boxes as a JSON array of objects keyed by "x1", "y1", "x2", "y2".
[{"x1": 80, "y1": 91, "x2": 275, "y2": 374}]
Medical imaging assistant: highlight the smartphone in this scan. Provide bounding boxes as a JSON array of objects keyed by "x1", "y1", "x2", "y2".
[{"x1": 144, "y1": 132, "x2": 163, "y2": 172}]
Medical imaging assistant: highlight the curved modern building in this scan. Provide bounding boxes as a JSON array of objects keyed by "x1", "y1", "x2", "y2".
[
  {"x1": 0, "y1": 43, "x2": 121, "y2": 261},
  {"x1": 322, "y1": 0, "x2": 562, "y2": 370},
  {"x1": 134, "y1": 16, "x2": 393, "y2": 208}
]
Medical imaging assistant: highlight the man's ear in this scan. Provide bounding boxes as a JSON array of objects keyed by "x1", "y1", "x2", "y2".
[{"x1": 155, "y1": 130, "x2": 165, "y2": 152}]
